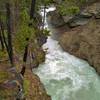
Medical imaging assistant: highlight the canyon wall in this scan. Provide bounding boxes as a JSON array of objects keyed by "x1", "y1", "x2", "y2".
[
  {"x1": 59, "y1": 2, "x2": 100, "y2": 74},
  {"x1": 47, "y1": 1, "x2": 100, "y2": 74}
]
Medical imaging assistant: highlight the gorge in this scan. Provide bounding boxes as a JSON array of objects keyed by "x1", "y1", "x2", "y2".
[
  {"x1": 33, "y1": 6, "x2": 100, "y2": 100},
  {"x1": 0, "y1": 0, "x2": 100, "y2": 99}
]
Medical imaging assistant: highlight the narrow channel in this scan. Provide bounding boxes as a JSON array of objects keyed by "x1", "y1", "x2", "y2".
[{"x1": 33, "y1": 7, "x2": 100, "y2": 100}]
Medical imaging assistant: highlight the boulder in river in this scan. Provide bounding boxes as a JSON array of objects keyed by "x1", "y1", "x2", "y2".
[{"x1": 46, "y1": 10, "x2": 65, "y2": 28}]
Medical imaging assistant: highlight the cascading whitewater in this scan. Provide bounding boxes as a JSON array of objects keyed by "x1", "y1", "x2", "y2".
[{"x1": 33, "y1": 7, "x2": 100, "y2": 100}]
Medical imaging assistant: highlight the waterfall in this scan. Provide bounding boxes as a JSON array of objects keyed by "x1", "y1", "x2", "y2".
[{"x1": 33, "y1": 7, "x2": 100, "y2": 100}]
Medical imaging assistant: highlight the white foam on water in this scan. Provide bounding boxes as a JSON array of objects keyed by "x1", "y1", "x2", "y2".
[{"x1": 33, "y1": 7, "x2": 100, "y2": 100}]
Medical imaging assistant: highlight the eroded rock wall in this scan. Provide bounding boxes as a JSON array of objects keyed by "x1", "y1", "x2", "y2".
[
  {"x1": 59, "y1": 18, "x2": 100, "y2": 74},
  {"x1": 50, "y1": 1, "x2": 100, "y2": 74}
]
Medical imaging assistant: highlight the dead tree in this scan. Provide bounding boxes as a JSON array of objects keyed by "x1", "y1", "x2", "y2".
[
  {"x1": 30, "y1": 0, "x2": 36, "y2": 20},
  {"x1": 6, "y1": 3, "x2": 14, "y2": 66},
  {"x1": 0, "y1": 19, "x2": 10, "y2": 53},
  {"x1": 0, "y1": 14, "x2": 5, "y2": 51},
  {"x1": 0, "y1": 27, "x2": 4, "y2": 51},
  {"x1": 20, "y1": 38, "x2": 29, "y2": 76},
  {"x1": 1, "y1": 20, "x2": 10, "y2": 50}
]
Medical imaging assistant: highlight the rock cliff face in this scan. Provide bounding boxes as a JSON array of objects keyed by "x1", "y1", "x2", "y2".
[
  {"x1": 47, "y1": 10, "x2": 65, "y2": 28},
  {"x1": 24, "y1": 69, "x2": 51, "y2": 100},
  {"x1": 47, "y1": 1, "x2": 100, "y2": 74},
  {"x1": 59, "y1": 2, "x2": 100, "y2": 74},
  {"x1": 59, "y1": 19, "x2": 100, "y2": 74}
]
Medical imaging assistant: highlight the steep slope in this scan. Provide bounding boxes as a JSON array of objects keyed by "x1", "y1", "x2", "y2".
[{"x1": 0, "y1": 62, "x2": 51, "y2": 100}]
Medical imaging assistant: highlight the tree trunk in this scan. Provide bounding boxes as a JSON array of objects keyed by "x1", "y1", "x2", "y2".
[
  {"x1": 6, "y1": 3, "x2": 14, "y2": 66},
  {"x1": 0, "y1": 27, "x2": 4, "y2": 51},
  {"x1": 0, "y1": 16, "x2": 5, "y2": 51},
  {"x1": 20, "y1": 38, "x2": 29, "y2": 76},
  {"x1": 0, "y1": 20, "x2": 9, "y2": 53},
  {"x1": 30, "y1": 0, "x2": 36, "y2": 20}
]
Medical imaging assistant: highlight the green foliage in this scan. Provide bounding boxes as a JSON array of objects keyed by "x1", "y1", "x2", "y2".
[
  {"x1": 0, "y1": 71, "x2": 9, "y2": 83},
  {"x1": 43, "y1": 28, "x2": 50, "y2": 36},
  {"x1": 42, "y1": 0, "x2": 54, "y2": 5},
  {"x1": 20, "y1": 9, "x2": 30, "y2": 24},
  {"x1": 14, "y1": 26, "x2": 35, "y2": 54},
  {"x1": 0, "y1": 51, "x2": 7, "y2": 59},
  {"x1": 0, "y1": 14, "x2": 6, "y2": 24},
  {"x1": 37, "y1": 0, "x2": 54, "y2": 6},
  {"x1": 58, "y1": 5, "x2": 80, "y2": 16},
  {"x1": 14, "y1": 9, "x2": 35, "y2": 54},
  {"x1": 57, "y1": 0, "x2": 87, "y2": 15},
  {"x1": 0, "y1": 0, "x2": 51, "y2": 59}
]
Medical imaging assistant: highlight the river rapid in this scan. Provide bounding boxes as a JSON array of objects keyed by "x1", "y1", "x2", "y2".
[{"x1": 33, "y1": 7, "x2": 100, "y2": 100}]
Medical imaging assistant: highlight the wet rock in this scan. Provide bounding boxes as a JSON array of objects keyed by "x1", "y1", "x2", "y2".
[
  {"x1": 62, "y1": 15, "x2": 74, "y2": 23},
  {"x1": 95, "y1": 12, "x2": 100, "y2": 19},
  {"x1": 80, "y1": 11, "x2": 92, "y2": 18},
  {"x1": 68, "y1": 15, "x2": 90, "y2": 28},
  {"x1": 37, "y1": 34, "x2": 47, "y2": 46},
  {"x1": 30, "y1": 47, "x2": 46, "y2": 69},
  {"x1": 47, "y1": 10, "x2": 91, "y2": 28},
  {"x1": 47, "y1": 10, "x2": 65, "y2": 27}
]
